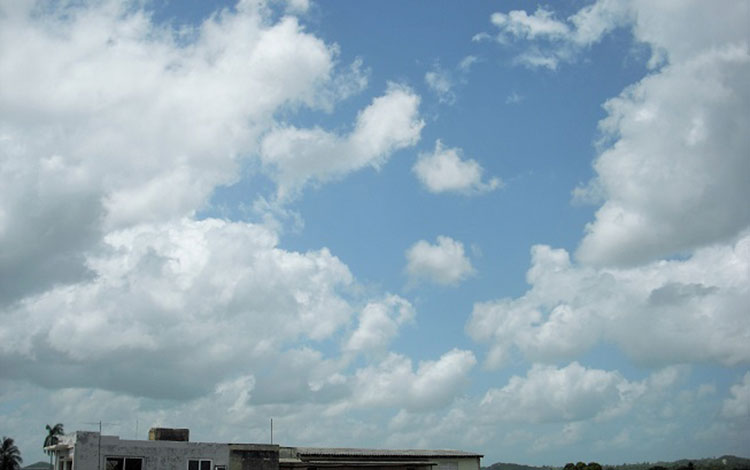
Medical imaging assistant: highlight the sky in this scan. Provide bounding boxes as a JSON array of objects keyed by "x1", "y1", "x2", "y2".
[{"x1": 0, "y1": 0, "x2": 749, "y2": 466}]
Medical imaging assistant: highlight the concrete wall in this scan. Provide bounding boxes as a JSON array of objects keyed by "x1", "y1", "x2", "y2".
[
  {"x1": 433, "y1": 457, "x2": 481, "y2": 470},
  {"x1": 459, "y1": 457, "x2": 481, "y2": 470},
  {"x1": 62, "y1": 432, "x2": 231, "y2": 470},
  {"x1": 228, "y1": 445, "x2": 279, "y2": 470}
]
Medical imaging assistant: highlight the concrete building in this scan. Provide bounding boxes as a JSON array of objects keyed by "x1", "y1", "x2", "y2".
[{"x1": 45, "y1": 429, "x2": 482, "y2": 470}]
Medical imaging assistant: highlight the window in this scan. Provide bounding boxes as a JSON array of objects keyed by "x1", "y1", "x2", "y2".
[
  {"x1": 57, "y1": 457, "x2": 72, "y2": 470},
  {"x1": 106, "y1": 457, "x2": 143, "y2": 470},
  {"x1": 188, "y1": 459, "x2": 212, "y2": 470}
]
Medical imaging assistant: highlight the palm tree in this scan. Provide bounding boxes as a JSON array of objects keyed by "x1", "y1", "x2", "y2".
[
  {"x1": 0, "y1": 437, "x2": 23, "y2": 470},
  {"x1": 43, "y1": 424, "x2": 64, "y2": 470}
]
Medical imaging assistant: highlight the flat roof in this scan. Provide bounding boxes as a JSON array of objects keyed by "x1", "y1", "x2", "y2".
[
  {"x1": 296, "y1": 448, "x2": 483, "y2": 458},
  {"x1": 282, "y1": 461, "x2": 438, "y2": 467}
]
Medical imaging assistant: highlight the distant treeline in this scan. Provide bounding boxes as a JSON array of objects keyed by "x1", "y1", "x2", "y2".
[{"x1": 482, "y1": 455, "x2": 750, "y2": 470}]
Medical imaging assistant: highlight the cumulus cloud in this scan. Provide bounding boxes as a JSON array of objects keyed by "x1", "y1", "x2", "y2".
[
  {"x1": 381, "y1": 366, "x2": 713, "y2": 458},
  {"x1": 260, "y1": 83, "x2": 424, "y2": 200},
  {"x1": 0, "y1": 0, "x2": 425, "y2": 410},
  {"x1": 405, "y1": 236, "x2": 476, "y2": 286},
  {"x1": 573, "y1": 1, "x2": 750, "y2": 266},
  {"x1": 345, "y1": 295, "x2": 415, "y2": 354},
  {"x1": 479, "y1": 0, "x2": 632, "y2": 69},
  {"x1": 479, "y1": 0, "x2": 750, "y2": 265},
  {"x1": 0, "y1": 0, "x2": 361, "y2": 304},
  {"x1": 351, "y1": 349, "x2": 476, "y2": 411},
  {"x1": 480, "y1": 362, "x2": 643, "y2": 423},
  {"x1": 413, "y1": 141, "x2": 501, "y2": 195},
  {"x1": 481, "y1": 0, "x2": 749, "y2": 71},
  {"x1": 0, "y1": 218, "x2": 355, "y2": 399},
  {"x1": 468, "y1": 0, "x2": 750, "y2": 377},
  {"x1": 0, "y1": 0, "x2": 413, "y2": 408},
  {"x1": 491, "y1": 8, "x2": 570, "y2": 41},
  {"x1": 722, "y1": 372, "x2": 750, "y2": 419},
  {"x1": 467, "y1": 235, "x2": 750, "y2": 369},
  {"x1": 576, "y1": 43, "x2": 750, "y2": 266},
  {"x1": 0, "y1": 350, "x2": 476, "y2": 464}
]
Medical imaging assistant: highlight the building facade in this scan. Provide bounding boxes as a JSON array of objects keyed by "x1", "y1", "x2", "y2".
[{"x1": 45, "y1": 429, "x2": 482, "y2": 470}]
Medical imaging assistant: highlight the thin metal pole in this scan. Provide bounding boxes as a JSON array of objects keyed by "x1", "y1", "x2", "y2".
[
  {"x1": 270, "y1": 419, "x2": 273, "y2": 444},
  {"x1": 98, "y1": 421, "x2": 101, "y2": 470}
]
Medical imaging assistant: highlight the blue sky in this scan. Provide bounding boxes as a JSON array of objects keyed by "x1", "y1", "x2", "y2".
[{"x1": 1, "y1": 0, "x2": 748, "y2": 466}]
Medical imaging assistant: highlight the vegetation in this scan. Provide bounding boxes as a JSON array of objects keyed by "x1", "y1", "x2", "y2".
[
  {"x1": 483, "y1": 456, "x2": 750, "y2": 470},
  {"x1": 42, "y1": 424, "x2": 64, "y2": 454},
  {"x1": 563, "y1": 463, "x2": 602, "y2": 470},
  {"x1": 0, "y1": 437, "x2": 23, "y2": 470},
  {"x1": 43, "y1": 424, "x2": 64, "y2": 470}
]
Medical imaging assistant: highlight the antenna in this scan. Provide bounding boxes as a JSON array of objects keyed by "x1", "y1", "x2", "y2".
[{"x1": 83, "y1": 421, "x2": 118, "y2": 470}]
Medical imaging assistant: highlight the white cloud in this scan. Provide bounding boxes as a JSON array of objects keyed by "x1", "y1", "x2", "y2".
[
  {"x1": 479, "y1": 362, "x2": 643, "y2": 423},
  {"x1": 283, "y1": 0, "x2": 311, "y2": 15},
  {"x1": 345, "y1": 295, "x2": 415, "y2": 354},
  {"x1": 458, "y1": 55, "x2": 480, "y2": 72},
  {"x1": 469, "y1": 0, "x2": 750, "y2": 377},
  {"x1": 628, "y1": 0, "x2": 750, "y2": 66},
  {"x1": 413, "y1": 140, "x2": 501, "y2": 195},
  {"x1": 482, "y1": 1, "x2": 632, "y2": 69},
  {"x1": 0, "y1": 218, "x2": 355, "y2": 399},
  {"x1": 405, "y1": 236, "x2": 476, "y2": 286},
  {"x1": 484, "y1": 0, "x2": 748, "y2": 71},
  {"x1": 424, "y1": 64, "x2": 455, "y2": 104},
  {"x1": 576, "y1": 44, "x2": 750, "y2": 266},
  {"x1": 722, "y1": 372, "x2": 750, "y2": 419},
  {"x1": 490, "y1": 8, "x2": 570, "y2": 41},
  {"x1": 480, "y1": 1, "x2": 750, "y2": 265},
  {"x1": 568, "y1": 0, "x2": 634, "y2": 46},
  {"x1": 0, "y1": 0, "x2": 358, "y2": 304},
  {"x1": 351, "y1": 349, "x2": 476, "y2": 411},
  {"x1": 531, "y1": 422, "x2": 584, "y2": 452},
  {"x1": 260, "y1": 83, "x2": 424, "y2": 200},
  {"x1": 0, "y1": 3, "x2": 452, "y2": 458},
  {"x1": 467, "y1": 235, "x2": 750, "y2": 369},
  {"x1": 572, "y1": 0, "x2": 750, "y2": 266}
]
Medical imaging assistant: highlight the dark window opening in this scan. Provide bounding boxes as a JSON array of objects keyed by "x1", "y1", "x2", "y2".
[
  {"x1": 107, "y1": 457, "x2": 143, "y2": 470},
  {"x1": 189, "y1": 459, "x2": 212, "y2": 470}
]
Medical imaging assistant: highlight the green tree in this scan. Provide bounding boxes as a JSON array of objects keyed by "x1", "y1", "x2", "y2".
[
  {"x1": 44, "y1": 423, "x2": 64, "y2": 470},
  {"x1": 0, "y1": 437, "x2": 23, "y2": 470}
]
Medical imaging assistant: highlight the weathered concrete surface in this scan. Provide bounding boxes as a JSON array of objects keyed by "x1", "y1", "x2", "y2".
[
  {"x1": 55, "y1": 432, "x2": 230, "y2": 470},
  {"x1": 228, "y1": 445, "x2": 279, "y2": 470},
  {"x1": 148, "y1": 429, "x2": 190, "y2": 442}
]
